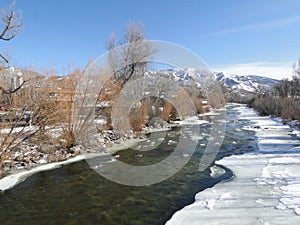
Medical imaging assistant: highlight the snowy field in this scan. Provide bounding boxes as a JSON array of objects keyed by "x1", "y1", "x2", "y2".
[{"x1": 167, "y1": 106, "x2": 300, "y2": 225}]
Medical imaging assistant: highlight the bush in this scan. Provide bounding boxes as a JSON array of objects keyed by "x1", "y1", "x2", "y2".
[{"x1": 249, "y1": 96, "x2": 300, "y2": 121}]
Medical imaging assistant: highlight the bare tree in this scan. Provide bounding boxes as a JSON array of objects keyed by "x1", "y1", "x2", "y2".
[
  {"x1": 93, "y1": 22, "x2": 156, "y2": 132},
  {"x1": 291, "y1": 59, "x2": 300, "y2": 98},
  {"x1": 0, "y1": 68, "x2": 73, "y2": 175},
  {"x1": 0, "y1": 1, "x2": 22, "y2": 64},
  {"x1": 293, "y1": 59, "x2": 300, "y2": 78},
  {"x1": 107, "y1": 22, "x2": 155, "y2": 86},
  {"x1": 274, "y1": 79, "x2": 290, "y2": 98},
  {"x1": 1, "y1": 72, "x2": 44, "y2": 138}
]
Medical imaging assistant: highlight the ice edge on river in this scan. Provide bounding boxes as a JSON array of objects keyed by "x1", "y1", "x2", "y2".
[
  {"x1": 0, "y1": 154, "x2": 87, "y2": 192},
  {"x1": 166, "y1": 105, "x2": 300, "y2": 225},
  {"x1": 0, "y1": 138, "x2": 145, "y2": 192}
]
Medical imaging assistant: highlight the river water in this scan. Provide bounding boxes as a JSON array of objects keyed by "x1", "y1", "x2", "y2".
[{"x1": 0, "y1": 104, "x2": 258, "y2": 225}]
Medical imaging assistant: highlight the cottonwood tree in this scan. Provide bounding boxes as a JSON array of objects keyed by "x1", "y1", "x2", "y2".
[
  {"x1": 107, "y1": 22, "x2": 155, "y2": 86},
  {"x1": 0, "y1": 72, "x2": 53, "y2": 147},
  {"x1": 0, "y1": 1, "x2": 22, "y2": 65},
  {"x1": 95, "y1": 22, "x2": 156, "y2": 132},
  {"x1": 274, "y1": 79, "x2": 290, "y2": 98},
  {"x1": 0, "y1": 68, "x2": 80, "y2": 175},
  {"x1": 291, "y1": 59, "x2": 300, "y2": 98}
]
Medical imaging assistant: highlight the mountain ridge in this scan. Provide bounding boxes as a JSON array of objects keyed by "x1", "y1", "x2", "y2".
[{"x1": 155, "y1": 68, "x2": 280, "y2": 94}]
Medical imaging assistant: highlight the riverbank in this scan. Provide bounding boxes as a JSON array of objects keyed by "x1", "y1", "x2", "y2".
[
  {"x1": 0, "y1": 118, "x2": 205, "y2": 192},
  {"x1": 0, "y1": 137, "x2": 146, "y2": 192},
  {"x1": 0, "y1": 113, "x2": 213, "y2": 192},
  {"x1": 166, "y1": 105, "x2": 300, "y2": 224}
]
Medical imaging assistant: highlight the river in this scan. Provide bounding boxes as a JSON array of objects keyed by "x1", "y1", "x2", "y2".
[{"x1": 0, "y1": 104, "x2": 270, "y2": 225}]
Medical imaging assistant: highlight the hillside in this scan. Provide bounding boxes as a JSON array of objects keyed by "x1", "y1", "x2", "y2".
[
  {"x1": 156, "y1": 68, "x2": 281, "y2": 102},
  {"x1": 214, "y1": 72, "x2": 280, "y2": 93}
]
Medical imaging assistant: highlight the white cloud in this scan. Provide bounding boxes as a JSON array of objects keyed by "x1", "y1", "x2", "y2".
[
  {"x1": 211, "y1": 61, "x2": 295, "y2": 80},
  {"x1": 211, "y1": 16, "x2": 300, "y2": 36}
]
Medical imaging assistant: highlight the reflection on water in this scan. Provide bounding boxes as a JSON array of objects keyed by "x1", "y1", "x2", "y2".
[{"x1": 0, "y1": 105, "x2": 256, "y2": 225}]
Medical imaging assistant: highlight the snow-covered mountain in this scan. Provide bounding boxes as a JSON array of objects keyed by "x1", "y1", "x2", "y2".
[
  {"x1": 155, "y1": 68, "x2": 280, "y2": 94},
  {"x1": 214, "y1": 72, "x2": 280, "y2": 93}
]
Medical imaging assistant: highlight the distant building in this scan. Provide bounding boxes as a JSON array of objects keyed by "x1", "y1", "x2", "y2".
[{"x1": 0, "y1": 67, "x2": 24, "y2": 91}]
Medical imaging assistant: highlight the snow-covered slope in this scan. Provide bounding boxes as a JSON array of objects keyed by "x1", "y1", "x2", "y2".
[
  {"x1": 214, "y1": 72, "x2": 280, "y2": 93},
  {"x1": 155, "y1": 68, "x2": 280, "y2": 94}
]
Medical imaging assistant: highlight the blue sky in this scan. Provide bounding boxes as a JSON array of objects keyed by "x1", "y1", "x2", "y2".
[{"x1": 2, "y1": 0, "x2": 300, "y2": 79}]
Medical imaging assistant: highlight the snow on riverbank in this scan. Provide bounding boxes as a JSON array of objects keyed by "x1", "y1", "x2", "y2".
[
  {"x1": 0, "y1": 154, "x2": 86, "y2": 192},
  {"x1": 167, "y1": 105, "x2": 300, "y2": 225},
  {"x1": 0, "y1": 137, "x2": 145, "y2": 192},
  {"x1": 173, "y1": 116, "x2": 209, "y2": 126}
]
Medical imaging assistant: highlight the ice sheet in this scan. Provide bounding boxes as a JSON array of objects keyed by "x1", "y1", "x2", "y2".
[{"x1": 166, "y1": 105, "x2": 300, "y2": 225}]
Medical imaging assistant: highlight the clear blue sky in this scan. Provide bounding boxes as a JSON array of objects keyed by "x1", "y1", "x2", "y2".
[{"x1": 2, "y1": 0, "x2": 300, "y2": 78}]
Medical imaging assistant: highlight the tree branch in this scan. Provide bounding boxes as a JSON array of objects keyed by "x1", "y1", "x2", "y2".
[
  {"x1": 0, "y1": 2, "x2": 22, "y2": 64},
  {"x1": 0, "y1": 53, "x2": 9, "y2": 63},
  {"x1": 2, "y1": 80, "x2": 26, "y2": 94},
  {"x1": 0, "y1": 9, "x2": 22, "y2": 41}
]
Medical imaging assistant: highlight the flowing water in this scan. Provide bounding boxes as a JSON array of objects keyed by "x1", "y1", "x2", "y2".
[{"x1": 0, "y1": 104, "x2": 258, "y2": 225}]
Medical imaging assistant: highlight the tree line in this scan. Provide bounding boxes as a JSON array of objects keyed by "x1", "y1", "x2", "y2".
[{"x1": 248, "y1": 61, "x2": 300, "y2": 122}]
